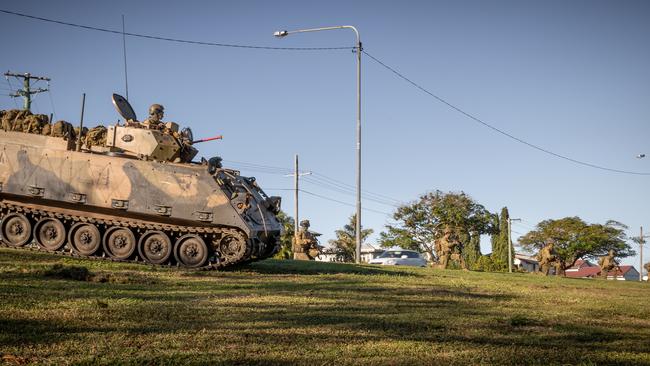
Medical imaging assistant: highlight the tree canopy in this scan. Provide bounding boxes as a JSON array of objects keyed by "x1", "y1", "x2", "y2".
[
  {"x1": 328, "y1": 214, "x2": 373, "y2": 262},
  {"x1": 379, "y1": 190, "x2": 494, "y2": 260},
  {"x1": 518, "y1": 217, "x2": 635, "y2": 271}
]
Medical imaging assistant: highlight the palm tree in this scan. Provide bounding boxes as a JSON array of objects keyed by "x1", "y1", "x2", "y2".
[{"x1": 328, "y1": 214, "x2": 373, "y2": 262}]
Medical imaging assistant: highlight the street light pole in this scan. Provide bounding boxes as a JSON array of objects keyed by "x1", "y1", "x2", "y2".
[
  {"x1": 275, "y1": 26, "x2": 363, "y2": 263},
  {"x1": 508, "y1": 218, "x2": 521, "y2": 273},
  {"x1": 639, "y1": 226, "x2": 649, "y2": 282}
]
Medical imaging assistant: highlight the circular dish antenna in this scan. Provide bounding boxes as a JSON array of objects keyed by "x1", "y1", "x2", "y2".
[{"x1": 112, "y1": 93, "x2": 137, "y2": 121}]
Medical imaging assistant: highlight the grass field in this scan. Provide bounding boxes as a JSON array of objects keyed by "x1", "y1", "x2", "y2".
[{"x1": 1, "y1": 248, "x2": 649, "y2": 365}]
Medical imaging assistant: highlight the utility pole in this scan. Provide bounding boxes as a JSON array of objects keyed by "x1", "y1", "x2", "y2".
[
  {"x1": 285, "y1": 154, "x2": 311, "y2": 259},
  {"x1": 508, "y1": 218, "x2": 521, "y2": 273},
  {"x1": 4, "y1": 72, "x2": 50, "y2": 111},
  {"x1": 640, "y1": 226, "x2": 649, "y2": 282}
]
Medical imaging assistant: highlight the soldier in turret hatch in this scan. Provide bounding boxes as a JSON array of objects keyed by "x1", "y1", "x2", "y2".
[{"x1": 143, "y1": 104, "x2": 165, "y2": 130}]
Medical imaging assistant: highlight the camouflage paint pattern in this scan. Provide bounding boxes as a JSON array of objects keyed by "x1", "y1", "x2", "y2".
[{"x1": 0, "y1": 128, "x2": 282, "y2": 254}]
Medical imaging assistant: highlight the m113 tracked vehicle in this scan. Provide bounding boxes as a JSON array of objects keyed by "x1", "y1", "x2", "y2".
[{"x1": 0, "y1": 94, "x2": 282, "y2": 269}]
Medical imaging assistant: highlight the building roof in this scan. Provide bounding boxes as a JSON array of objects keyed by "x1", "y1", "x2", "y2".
[
  {"x1": 514, "y1": 253, "x2": 538, "y2": 263},
  {"x1": 608, "y1": 265, "x2": 638, "y2": 277},
  {"x1": 564, "y1": 263, "x2": 639, "y2": 279},
  {"x1": 361, "y1": 244, "x2": 385, "y2": 253},
  {"x1": 564, "y1": 266, "x2": 601, "y2": 278},
  {"x1": 571, "y1": 259, "x2": 596, "y2": 268}
]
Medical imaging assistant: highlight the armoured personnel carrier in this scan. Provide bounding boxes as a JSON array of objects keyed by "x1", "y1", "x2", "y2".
[{"x1": 0, "y1": 94, "x2": 282, "y2": 269}]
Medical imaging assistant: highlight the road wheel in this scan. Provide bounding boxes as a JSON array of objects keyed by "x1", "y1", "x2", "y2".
[
  {"x1": 174, "y1": 234, "x2": 208, "y2": 268},
  {"x1": 103, "y1": 227, "x2": 136, "y2": 260},
  {"x1": 138, "y1": 230, "x2": 172, "y2": 264},
  {"x1": 69, "y1": 223, "x2": 101, "y2": 255},
  {"x1": 218, "y1": 231, "x2": 247, "y2": 264},
  {"x1": 1, "y1": 213, "x2": 32, "y2": 247},
  {"x1": 34, "y1": 218, "x2": 66, "y2": 251}
]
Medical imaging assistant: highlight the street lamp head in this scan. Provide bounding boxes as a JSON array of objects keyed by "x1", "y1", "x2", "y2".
[
  {"x1": 274, "y1": 30, "x2": 288, "y2": 37},
  {"x1": 637, "y1": 154, "x2": 646, "y2": 159}
]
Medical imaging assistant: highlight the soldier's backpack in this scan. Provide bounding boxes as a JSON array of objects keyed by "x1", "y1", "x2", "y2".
[
  {"x1": 85, "y1": 126, "x2": 107, "y2": 149},
  {"x1": 0, "y1": 109, "x2": 18, "y2": 131},
  {"x1": 51, "y1": 120, "x2": 76, "y2": 140},
  {"x1": 23, "y1": 114, "x2": 49, "y2": 134}
]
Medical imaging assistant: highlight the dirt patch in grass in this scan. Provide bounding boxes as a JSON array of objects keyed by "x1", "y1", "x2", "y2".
[
  {"x1": 42, "y1": 264, "x2": 157, "y2": 285},
  {"x1": 508, "y1": 314, "x2": 541, "y2": 327},
  {"x1": 44, "y1": 263, "x2": 91, "y2": 281}
]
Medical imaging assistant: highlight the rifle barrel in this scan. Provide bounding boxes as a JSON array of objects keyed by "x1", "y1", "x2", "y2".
[{"x1": 192, "y1": 135, "x2": 223, "y2": 144}]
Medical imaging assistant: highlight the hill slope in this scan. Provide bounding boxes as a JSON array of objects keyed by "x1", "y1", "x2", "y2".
[{"x1": 1, "y1": 248, "x2": 649, "y2": 365}]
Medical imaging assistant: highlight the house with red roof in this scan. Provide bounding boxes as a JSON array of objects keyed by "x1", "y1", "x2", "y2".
[
  {"x1": 606, "y1": 266, "x2": 640, "y2": 281},
  {"x1": 563, "y1": 259, "x2": 640, "y2": 280},
  {"x1": 564, "y1": 260, "x2": 601, "y2": 278}
]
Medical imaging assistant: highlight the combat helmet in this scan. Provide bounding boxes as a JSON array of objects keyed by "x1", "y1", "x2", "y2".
[{"x1": 148, "y1": 104, "x2": 164, "y2": 119}]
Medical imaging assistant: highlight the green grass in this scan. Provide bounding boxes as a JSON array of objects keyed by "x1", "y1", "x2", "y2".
[{"x1": 1, "y1": 248, "x2": 649, "y2": 365}]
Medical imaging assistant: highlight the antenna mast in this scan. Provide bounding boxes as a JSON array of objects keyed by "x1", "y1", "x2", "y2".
[
  {"x1": 4, "y1": 71, "x2": 50, "y2": 111},
  {"x1": 122, "y1": 15, "x2": 129, "y2": 101}
]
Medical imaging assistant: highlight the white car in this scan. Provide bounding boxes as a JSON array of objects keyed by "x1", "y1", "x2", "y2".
[{"x1": 369, "y1": 250, "x2": 427, "y2": 267}]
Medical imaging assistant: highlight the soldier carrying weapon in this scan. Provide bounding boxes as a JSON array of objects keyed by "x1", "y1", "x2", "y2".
[
  {"x1": 293, "y1": 220, "x2": 321, "y2": 260},
  {"x1": 537, "y1": 240, "x2": 561, "y2": 276},
  {"x1": 598, "y1": 249, "x2": 620, "y2": 279}
]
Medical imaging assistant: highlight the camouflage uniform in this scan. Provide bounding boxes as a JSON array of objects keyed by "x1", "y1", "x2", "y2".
[
  {"x1": 51, "y1": 120, "x2": 76, "y2": 140},
  {"x1": 598, "y1": 249, "x2": 619, "y2": 278},
  {"x1": 85, "y1": 126, "x2": 108, "y2": 149},
  {"x1": 292, "y1": 220, "x2": 321, "y2": 260},
  {"x1": 537, "y1": 241, "x2": 560, "y2": 276},
  {"x1": 142, "y1": 104, "x2": 165, "y2": 130},
  {"x1": 23, "y1": 114, "x2": 49, "y2": 134},
  {"x1": 435, "y1": 226, "x2": 466, "y2": 269}
]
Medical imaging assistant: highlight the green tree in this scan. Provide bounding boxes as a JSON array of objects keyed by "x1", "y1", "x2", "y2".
[
  {"x1": 489, "y1": 212, "x2": 499, "y2": 253},
  {"x1": 273, "y1": 211, "x2": 295, "y2": 259},
  {"x1": 328, "y1": 214, "x2": 373, "y2": 262},
  {"x1": 379, "y1": 190, "x2": 493, "y2": 261},
  {"x1": 464, "y1": 231, "x2": 482, "y2": 268},
  {"x1": 489, "y1": 207, "x2": 512, "y2": 271},
  {"x1": 519, "y1": 217, "x2": 635, "y2": 273}
]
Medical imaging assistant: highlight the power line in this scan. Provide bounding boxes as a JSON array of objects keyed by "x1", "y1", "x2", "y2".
[
  {"x1": 260, "y1": 187, "x2": 392, "y2": 215},
  {"x1": 223, "y1": 159, "x2": 404, "y2": 205},
  {"x1": 0, "y1": 9, "x2": 354, "y2": 51},
  {"x1": 302, "y1": 176, "x2": 399, "y2": 207},
  {"x1": 304, "y1": 175, "x2": 398, "y2": 206},
  {"x1": 362, "y1": 50, "x2": 650, "y2": 176},
  {"x1": 4, "y1": 75, "x2": 18, "y2": 108},
  {"x1": 311, "y1": 172, "x2": 402, "y2": 204},
  {"x1": 299, "y1": 189, "x2": 391, "y2": 215},
  {"x1": 47, "y1": 83, "x2": 56, "y2": 121},
  {"x1": 512, "y1": 221, "x2": 535, "y2": 230}
]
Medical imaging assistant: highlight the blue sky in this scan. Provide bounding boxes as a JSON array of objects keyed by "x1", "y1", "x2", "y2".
[{"x1": 1, "y1": 0, "x2": 648, "y2": 268}]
